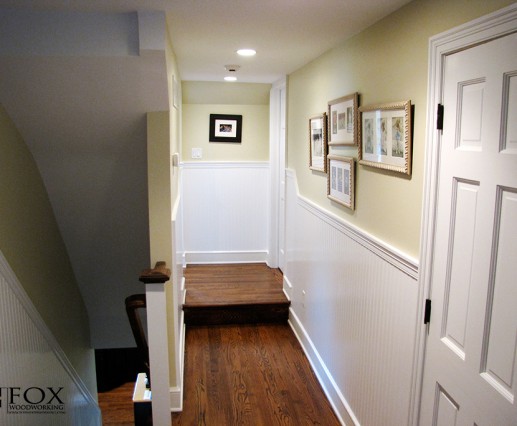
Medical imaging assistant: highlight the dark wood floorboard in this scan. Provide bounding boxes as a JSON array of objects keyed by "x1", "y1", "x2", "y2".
[
  {"x1": 98, "y1": 381, "x2": 135, "y2": 425},
  {"x1": 183, "y1": 263, "x2": 287, "y2": 306},
  {"x1": 99, "y1": 324, "x2": 339, "y2": 425},
  {"x1": 172, "y1": 323, "x2": 340, "y2": 425},
  {"x1": 99, "y1": 264, "x2": 339, "y2": 425}
]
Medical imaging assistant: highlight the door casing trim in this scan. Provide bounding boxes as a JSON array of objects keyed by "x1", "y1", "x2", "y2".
[{"x1": 415, "y1": 4, "x2": 517, "y2": 425}]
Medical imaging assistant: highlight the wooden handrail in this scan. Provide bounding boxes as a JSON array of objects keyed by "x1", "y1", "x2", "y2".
[{"x1": 139, "y1": 261, "x2": 171, "y2": 284}]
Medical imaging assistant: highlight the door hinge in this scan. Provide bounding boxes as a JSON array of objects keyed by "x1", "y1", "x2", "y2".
[
  {"x1": 437, "y1": 104, "x2": 444, "y2": 130},
  {"x1": 424, "y1": 299, "x2": 432, "y2": 325}
]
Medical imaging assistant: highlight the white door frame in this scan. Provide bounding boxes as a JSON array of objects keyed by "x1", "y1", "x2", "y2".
[
  {"x1": 268, "y1": 77, "x2": 287, "y2": 269},
  {"x1": 415, "y1": 4, "x2": 517, "y2": 424}
]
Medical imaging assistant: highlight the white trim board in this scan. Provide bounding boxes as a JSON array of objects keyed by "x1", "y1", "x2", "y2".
[
  {"x1": 171, "y1": 278, "x2": 187, "y2": 412},
  {"x1": 184, "y1": 250, "x2": 268, "y2": 265},
  {"x1": 415, "y1": 4, "x2": 517, "y2": 425},
  {"x1": 0, "y1": 250, "x2": 101, "y2": 425},
  {"x1": 286, "y1": 169, "x2": 418, "y2": 278},
  {"x1": 181, "y1": 161, "x2": 269, "y2": 169}
]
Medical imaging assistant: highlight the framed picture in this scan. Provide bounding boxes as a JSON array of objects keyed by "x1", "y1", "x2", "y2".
[
  {"x1": 328, "y1": 92, "x2": 359, "y2": 146},
  {"x1": 209, "y1": 114, "x2": 242, "y2": 143},
  {"x1": 358, "y1": 100, "x2": 412, "y2": 175},
  {"x1": 327, "y1": 155, "x2": 355, "y2": 210},
  {"x1": 309, "y1": 113, "x2": 327, "y2": 172}
]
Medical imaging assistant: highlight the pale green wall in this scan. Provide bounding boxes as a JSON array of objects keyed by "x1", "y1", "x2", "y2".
[
  {"x1": 287, "y1": 0, "x2": 514, "y2": 258},
  {"x1": 182, "y1": 81, "x2": 270, "y2": 162},
  {"x1": 183, "y1": 81, "x2": 270, "y2": 105},
  {"x1": 0, "y1": 104, "x2": 96, "y2": 396},
  {"x1": 147, "y1": 111, "x2": 172, "y2": 272}
]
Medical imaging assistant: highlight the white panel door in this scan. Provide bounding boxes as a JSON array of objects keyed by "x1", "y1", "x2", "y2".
[{"x1": 420, "y1": 32, "x2": 517, "y2": 425}]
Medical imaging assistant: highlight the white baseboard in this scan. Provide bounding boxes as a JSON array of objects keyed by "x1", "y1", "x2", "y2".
[
  {"x1": 288, "y1": 309, "x2": 359, "y2": 426},
  {"x1": 283, "y1": 274, "x2": 293, "y2": 301},
  {"x1": 184, "y1": 250, "x2": 268, "y2": 264},
  {"x1": 170, "y1": 386, "x2": 182, "y2": 412}
]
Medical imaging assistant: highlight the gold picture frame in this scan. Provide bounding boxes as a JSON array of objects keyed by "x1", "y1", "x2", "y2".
[
  {"x1": 327, "y1": 155, "x2": 355, "y2": 210},
  {"x1": 358, "y1": 100, "x2": 412, "y2": 175},
  {"x1": 328, "y1": 93, "x2": 359, "y2": 146},
  {"x1": 309, "y1": 113, "x2": 327, "y2": 173}
]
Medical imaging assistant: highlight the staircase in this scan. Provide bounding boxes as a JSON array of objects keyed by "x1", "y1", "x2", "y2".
[{"x1": 183, "y1": 263, "x2": 290, "y2": 326}]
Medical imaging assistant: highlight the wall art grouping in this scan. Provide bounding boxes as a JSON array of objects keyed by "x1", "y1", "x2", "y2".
[{"x1": 308, "y1": 93, "x2": 412, "y2": 210}]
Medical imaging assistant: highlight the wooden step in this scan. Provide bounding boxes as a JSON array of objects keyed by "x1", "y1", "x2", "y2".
[
  {"x1": 183, "y1": 302, "x2": 290, "y2": 326},
  {"x1": 183, "y1": 264, "x2": 290, "y2": 326}
]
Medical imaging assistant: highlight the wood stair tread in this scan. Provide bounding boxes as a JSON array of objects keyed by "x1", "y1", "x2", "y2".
[{"x1": 183, "y1": 264, "x2": 290, "y2": 325}]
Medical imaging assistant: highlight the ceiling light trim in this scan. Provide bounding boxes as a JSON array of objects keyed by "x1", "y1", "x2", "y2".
[{"x1": 236, "y1": 48, "x2": 256, "y2": 57}]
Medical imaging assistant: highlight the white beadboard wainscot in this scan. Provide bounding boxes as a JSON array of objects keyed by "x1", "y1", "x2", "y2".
[
  {"x1": 284, "y1": 169, "x2": 420, "y2": 426},
  {"x1": 0, "y1": 250, "x2": 101, "y2": 426},
  {"x1": 181, "y1": 162, "x2": 270, "y2": 264}
]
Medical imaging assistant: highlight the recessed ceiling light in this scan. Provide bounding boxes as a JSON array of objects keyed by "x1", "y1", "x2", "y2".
[
  {"x1": 237, "y1": 49, "x2": 256, "y2": 57},
  {"x1": 224, "y1": 76, "x2": 237, "y2": 82}
]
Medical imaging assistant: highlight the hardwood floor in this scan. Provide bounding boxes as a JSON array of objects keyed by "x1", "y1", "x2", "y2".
[
  {"x1": 98, "y1": 381, "x2": 135, "y2": 426},
  {"x1": 172, "y1": 323, "x2": 339, "y2": 425},
  {"x1": 99, "y1": 324, "x2": 339, "y2": 425},
  {"x1": 99, "y1": 264, "x2": 339, "y2": 425}
]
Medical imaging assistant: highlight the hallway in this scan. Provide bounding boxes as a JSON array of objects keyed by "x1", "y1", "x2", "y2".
[
  {"x1": 100, "y1": 264, "x2": 339, "y2": 425},
  {"x1": 100, "y1": 324, "x2": 339, "y2": 425},
  {"x1": 172, "y1": 323, "x2": 340, "y2": 425}
]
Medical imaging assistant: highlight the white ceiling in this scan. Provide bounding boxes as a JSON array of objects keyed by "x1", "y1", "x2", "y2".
[
  {"x1": 0, "y1": 0, "x2": 411, "y2": 348},
  {"x1": 0, "y1": 0, "x2": 412, "y2": 82},
  {"x1": 165, "y1": 0, "x2": 413, "y2": 82}
]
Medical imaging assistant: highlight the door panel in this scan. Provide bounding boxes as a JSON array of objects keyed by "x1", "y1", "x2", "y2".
[
  {"x1": 434, "y1": 386, "x2": 460, "y2": 426},
  {"x1": 420, "y1": 31, "x2": 517, "y2": 426},
  {"x1": 458, "y1": 80, "x2": 484, "y2": 150},
  {"x1": 442, "y1": 179, "x2": 479, "y2": 360},
  {"x1": 482, "y1": 187, "x2": 517, "y2": 402},
  {"x1": 502, "y1": 71, "x2": 517, "y2": 152}
]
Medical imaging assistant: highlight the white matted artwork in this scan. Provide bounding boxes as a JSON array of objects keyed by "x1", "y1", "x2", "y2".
[
  {"x1": 209, "y1": 114, "x2": 242, "y2": 143},
  {"x1": 327, "y1": 155, "x2": 355, "y2": 210},
  {"x1": 309, "y1": 113, "x2": 327, "y2": 172},
  {"x1": 358, "y1": 100, "x2": 412, "y2": 175},
  {"x1": 328, "y1": 92, "x2": 359, "y2": 146}
]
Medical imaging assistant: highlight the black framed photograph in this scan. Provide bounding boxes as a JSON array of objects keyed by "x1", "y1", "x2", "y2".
[
  {"x1": 327, "y1": 155, "x2": 355, "y2": 210},
  {"x1": 209, "y1": 114, "x2": 242, "y2": 143}
]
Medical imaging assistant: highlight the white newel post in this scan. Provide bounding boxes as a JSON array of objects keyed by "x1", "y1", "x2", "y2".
[{"x1": 140, "y1": 262, "x2": 172, "y2": 426}]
